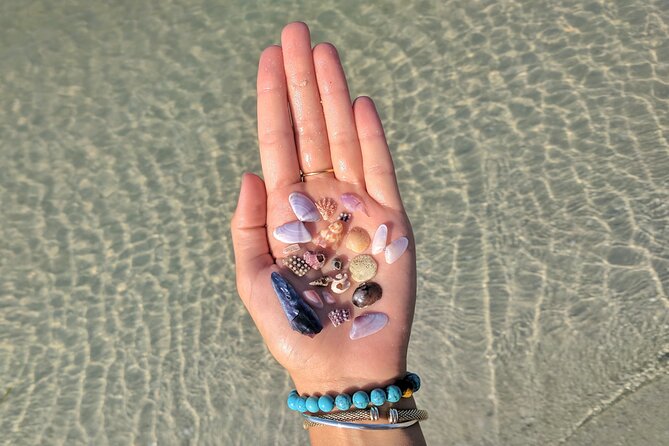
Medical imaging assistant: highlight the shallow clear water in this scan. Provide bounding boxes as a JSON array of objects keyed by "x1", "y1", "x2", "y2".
[{"x1": 1, "y1": 0, "x2": 668, "y2": 444}]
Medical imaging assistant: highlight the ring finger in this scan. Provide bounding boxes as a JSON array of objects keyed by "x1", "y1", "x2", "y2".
[{"x1": 281, "y1": 22, "x2": 333, "y2": 178}]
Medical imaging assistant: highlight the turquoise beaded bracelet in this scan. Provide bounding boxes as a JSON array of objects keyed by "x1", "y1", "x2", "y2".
[{"x1": 286, "y1": 372, "x2": 421, "y2": 413}]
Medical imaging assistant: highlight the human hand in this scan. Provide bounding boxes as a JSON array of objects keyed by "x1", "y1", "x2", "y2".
[{"x1": 231, "y1": 22, "x2": 417, "y2": 396}]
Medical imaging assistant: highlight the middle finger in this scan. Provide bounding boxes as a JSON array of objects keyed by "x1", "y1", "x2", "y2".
[{"x1": 281, "y1": 22, "x2": 333, "y2": 176}]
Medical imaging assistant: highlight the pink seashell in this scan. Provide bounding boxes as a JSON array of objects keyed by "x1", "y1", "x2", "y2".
[
  {"x1": 273, "y1": 221, "x2": 312, "y2": 244},
  {"x1": 384, "y1": 236, "x2": 408, "y2": 264},
  {"x1": 321, "y1": 290, "x2": 336, "y2": 305},
  {"x1": 303, "y1": 290, "x2": 324, "y2": 309},
  {"x1": 328, "y1": 308, "x2": 351, "y2": 327},
  {"x1": 303, "y1": 251, "x2": 326, "y2": 270},
  {"x1": 371, "y1": 224, "x2": 388, "y2": 255},
  {"x1": 341, "y1": 193, "x2": 368, "y2": 216},
  {"x1": 349, "y1": 312, "x2": 389, "y2": 340},
  {"x1": 289, "y1": 192, "x2": 321, "y2": 222},
  {"x1": 316, "y1": 197, "x2": 337, "y2": 221}
]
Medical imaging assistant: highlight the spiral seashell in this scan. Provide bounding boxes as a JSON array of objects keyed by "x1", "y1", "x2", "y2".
[
  {"x1": 309, "y1": 276, "x2": 333, "y2": 287},
  {"x1": 314, "y1": 221, "x2": 344, "y2": 248},
  {"x1": 331, "y1": 273, "x2": 351, "y2": 294},
  {"x1": 316, "y1": 197, "x2": 337, "y2": 221},
  {"x1": 289, "y1": 192, "x2": 321, "y2": 222},
  {"x1": 331, "y1": 257, "x2": 343, "y2": 271}
]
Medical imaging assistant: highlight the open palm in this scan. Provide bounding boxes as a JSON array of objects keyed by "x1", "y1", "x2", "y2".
[{"x1": 231, "y1": 22, "x2": 417, "y2": 395}]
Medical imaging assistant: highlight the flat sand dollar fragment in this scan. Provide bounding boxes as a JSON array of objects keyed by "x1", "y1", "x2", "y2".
[{"x1": 349, "y1": 254, "x2": 377, "y2": 282}]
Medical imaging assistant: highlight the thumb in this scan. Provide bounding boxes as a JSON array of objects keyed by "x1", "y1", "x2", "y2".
[{"x1": 230, "y1": 173, "x2": 274, "y2": 300}]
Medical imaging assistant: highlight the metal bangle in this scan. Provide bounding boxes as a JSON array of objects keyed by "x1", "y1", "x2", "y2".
[
  {"x1": 303, "y1": 415, "x2": 419, "y2": 430},
  {"x1": 309, "y1": 407, "x2": 379, "y2": 422}
]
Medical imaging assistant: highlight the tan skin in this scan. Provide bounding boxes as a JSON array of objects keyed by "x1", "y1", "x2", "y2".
[{"x1": 231, "y1": 22, "x2": 426, "y2": 445}]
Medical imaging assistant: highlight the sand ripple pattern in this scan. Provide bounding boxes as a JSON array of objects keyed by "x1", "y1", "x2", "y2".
[{"x1": 1, "y1": 0, "x2": 668, "y2": 445}]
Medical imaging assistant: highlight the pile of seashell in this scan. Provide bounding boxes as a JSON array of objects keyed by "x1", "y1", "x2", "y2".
[{"x1": 270, "y1": 191, "x2": 409, "y2": 340}]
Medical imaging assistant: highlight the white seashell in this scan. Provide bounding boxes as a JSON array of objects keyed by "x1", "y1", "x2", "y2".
[
  {"x1": 331, "y1": 273, "x2": 351, "y2": 294},
  {"x1": 384, "y1": 236, "x2": 408, "y2": 264},
  {"x1": 349, "y1": 312, "x2": 389, "y2": 340},
  {"x1": 371, "y1": 224, "x2": 388, "y2": 255},
  {"x1": 340, "y1": 193, "x2": 368, "y2": 216},
  {"x1": 282, "y1": 244, "x2": 301, "y2": 255},
  {"x1": 273, "y1": 221, "x2": 312, "y2": 244},
  {"x1": 289, "y1": 192, "x2": 321, "y2": 222},
  {"x1": 303, "y1": 290, "x2": 324, "y2": 309}
]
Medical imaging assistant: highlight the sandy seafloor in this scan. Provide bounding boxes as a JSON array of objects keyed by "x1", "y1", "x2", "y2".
[{"x1": 1, "y1": 0, "x2": 668, "y2": 444}]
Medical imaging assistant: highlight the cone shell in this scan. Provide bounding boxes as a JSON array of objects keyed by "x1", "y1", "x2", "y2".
[
  {"x1": 309, "y1": 276, "x2": 333, "y2": 287},
  {"x1": 349, "y1": 254, "x2": 378, "y2": 282},
  {"x1": 316, "y1": 197, "x2": 337, "y2": 221},
  {"x1": 345, "y1": 227, "x2": 371, "y2": 253}
]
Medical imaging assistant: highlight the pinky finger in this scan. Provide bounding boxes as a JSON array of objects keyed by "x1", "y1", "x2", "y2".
[{"x1": 353, "y1": 96, "x2": 404, "y2": 211}]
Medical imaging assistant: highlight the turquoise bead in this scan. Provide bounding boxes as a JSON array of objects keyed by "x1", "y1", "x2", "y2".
[
  {"x1": 318, "y1": 395, "x2": 335, "y2": 412},
  {"x1": 295, "y1": 397, "x2": 307, "y2": 413},
  {"x1": 370, "y1": 388, "x2": 386, "y2": 406},
  {"x1": 335, "y1": 393, "x2": 352, "y2": 411},
  {"x1": 287, "y1": 391, "x2": 300, "y2": 411},
  {"x1": 386, "y1": 385, "x2": 401, "y2": 403},
  {"x1": 352, "y1": 390, "x2": 370, "y2": 409},
  {"x1": 405, "y1": 373, "x2": 421, "y2": 392},
  {"x1": 306, "y1": 396, "x2": 320, "y2": 413}
]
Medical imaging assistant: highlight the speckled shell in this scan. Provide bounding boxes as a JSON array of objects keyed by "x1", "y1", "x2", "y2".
[
  {"x1": 283, "y1": 255, "x2": 310, "y2": 277},
  {"x1": 349, "y1": 254, "x2": 378, "y2": 282},
  {"x1": 345, "y1": 227, "x2": 371, "y2": 253},
  {"x1": 331, "y1": 257, "x2": 343, "y2": 270},
  {"x1": 328, "y1": 308, "x2": 351, "y2": 327},
  {"x1": 309, "y1": 276, "x2": 333, "y2": 287},
  {"x1": 303, "y1": 251, "x2": 326, "y2": 270}
]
